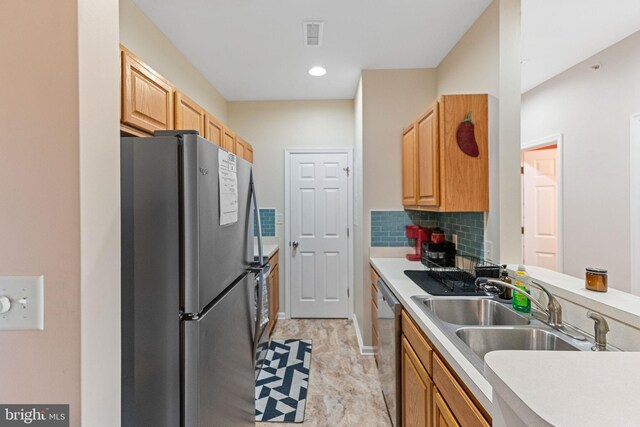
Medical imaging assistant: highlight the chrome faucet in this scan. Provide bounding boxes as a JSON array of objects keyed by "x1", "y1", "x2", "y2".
[
  {"x1": 475, "y1": 278, "x2": 563, "y2": 328},
  {"x1": 587, "y1": 311, "x2": 610, "y2": 351}
]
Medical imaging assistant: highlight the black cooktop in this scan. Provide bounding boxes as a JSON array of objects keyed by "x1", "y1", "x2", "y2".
[{"x1": 404, "y1": 270, "x2": 487, "y2": 296}]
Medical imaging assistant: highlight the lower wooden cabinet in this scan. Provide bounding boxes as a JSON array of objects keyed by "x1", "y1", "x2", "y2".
[
  {"x1": 433, "y1": 389, "x2": 460, "y2": 427},
  {"x1": 401, "y1": 309, "x2": 490, "y2": 427},
  {"x1": 370, "y1": 266, "x2": 380, "y2": 362},
  {"x1": 268, "y1": 251, "x2": 280, "y2": 335},
  {"x1": 401, "y1": 336, "x2": 433, "y2": 427}
]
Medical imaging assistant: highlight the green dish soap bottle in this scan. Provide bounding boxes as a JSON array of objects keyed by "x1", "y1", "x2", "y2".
[{"x1": 512, "y1": 264, "x2": 531, "y2": 313}]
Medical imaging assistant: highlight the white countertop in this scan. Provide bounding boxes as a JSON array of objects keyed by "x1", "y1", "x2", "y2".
[
  {"x1": 485, "y1": 351, "x2": 640, "y2": 426},
  {"x1": 371, "y1": 257, "x2": 640, "y2": 426},
  {"x1": 507, "y1": 264, "x2": 640, "y2": 328},
  {"x1": 369, "y1": 257, "x2": 493, "y2": 409},
  {"x1": 256, "y1": 243, "x2": 279, "y2": 260}
]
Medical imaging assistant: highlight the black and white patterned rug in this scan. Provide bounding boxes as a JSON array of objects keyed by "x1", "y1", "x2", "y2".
[{"x1": 255, "y1": 339, "x2": 312, "y2": 423}]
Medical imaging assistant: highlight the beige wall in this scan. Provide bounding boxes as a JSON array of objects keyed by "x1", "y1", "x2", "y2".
[
  {"x1": 496, "y1": 0, "x2": 522, "y2": 264},
  {"x1": 1, "y1": 0, "x2": 81, "y2": 422},
  {"x1": 1, "y1": 2, "x2": 121, "y2": 424},
  {"x1": 522, "y1": 30, "x2": 640, "y2": 292},
  {"x1": 358, "y1": 69, "x2": 438, "y2": 345},
  {"x1": 434, "y1": 0, "x2": 522, "y2": 264},
  {"x1": 228, "y1": 100, "x2": 355, "y2": 309},
  {"x1": 436, "y1": 1, "x2": 499, "y2": 98},
  {"x1": 79, "y1": 0, "x2": 121, "y2": 425},
  {"x1": 119, "y1": 0, "x2": 228, "y2": 122}
]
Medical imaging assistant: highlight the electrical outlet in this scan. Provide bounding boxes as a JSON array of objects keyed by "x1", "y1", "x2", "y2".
[
  {"x1": 276, "y1": 213, "x2": 283, "y2": 225},
  {"x1": 452, "y1": 234, "x2": 458, "y2": 248},
  {"x1": 484, "y1": 241, "x2": 494, "y2": 262},
  {"x1": 0, "y1": 276, "x2": 44, "y2": 330}
]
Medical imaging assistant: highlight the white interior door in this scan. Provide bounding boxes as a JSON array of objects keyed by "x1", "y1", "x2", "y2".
[
  {"x1": 523, "y1": 148, "x2": 558, "y2": 270},
  {"x1": 289, "y1": 152, "x2": 349, "y2": 318}
]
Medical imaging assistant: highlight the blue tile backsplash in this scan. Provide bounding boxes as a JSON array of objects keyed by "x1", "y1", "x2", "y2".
[
  {"x1": 371, "y1": 210, "x2": 484, "y2": 257},
  {"x1": 254, "y1": 208, "x2": 276, "y2": 237}
]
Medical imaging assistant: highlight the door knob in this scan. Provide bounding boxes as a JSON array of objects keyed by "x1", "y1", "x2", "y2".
[{"x1": 292, "y1": 241, "x2": 299, "y2": 249}]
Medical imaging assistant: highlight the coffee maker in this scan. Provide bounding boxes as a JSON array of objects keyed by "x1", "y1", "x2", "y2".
[
  {"x1": 422, "y1": 231, "x2": 457, "y2": 267},
  {"x1": 405, "y1": 225, "x2": 430, "y2": 261}
]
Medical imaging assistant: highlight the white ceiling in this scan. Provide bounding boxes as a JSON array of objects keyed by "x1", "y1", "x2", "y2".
[
  {"x1": 132, "y1": 0, "x2": 492, "y2": 101},
  {"x1": 522, "y1": 0, "x2": 640, "y2": 93}
]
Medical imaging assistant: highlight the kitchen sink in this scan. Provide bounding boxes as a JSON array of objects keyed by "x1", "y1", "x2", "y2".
[
  {"x1": 410, "y1": 295, "x2": 615, "y2": 374},
  {"x1": 416, "y1": 297, "x2": 530, "y2": 326},
  {"x1": 455, "y1": 327, "x2": 581, "y2": 360}
]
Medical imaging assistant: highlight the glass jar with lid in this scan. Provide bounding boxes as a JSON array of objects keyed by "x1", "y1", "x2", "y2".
[{"x1": 585, "y1": 267, "x2": 608, "y2": 292}]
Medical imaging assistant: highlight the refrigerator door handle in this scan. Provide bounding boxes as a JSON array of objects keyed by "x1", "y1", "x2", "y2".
[
  {"x1": 249, "y1": 168, "x2": 269, "y2": 347},
  {"x1": 250, "y1": 168, "x2": 264, "y2": 265}
]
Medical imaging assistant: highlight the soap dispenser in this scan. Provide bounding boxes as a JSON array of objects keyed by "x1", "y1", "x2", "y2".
[
  {"x1": 512, "y1": 264, "x2": 531, "y2": 313},
  {"x1": 499, "y1": 266, "x2": 512, "y2": 300}
]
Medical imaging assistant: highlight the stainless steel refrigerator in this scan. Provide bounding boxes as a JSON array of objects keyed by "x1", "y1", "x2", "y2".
[{"x1": 121, "y1": 131, "x2": 270, "y2": 427}]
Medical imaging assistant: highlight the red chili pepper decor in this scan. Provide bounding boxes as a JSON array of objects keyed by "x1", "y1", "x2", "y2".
[{"x1": 456, "y1": 112, "x2": 479, "y2": 157}]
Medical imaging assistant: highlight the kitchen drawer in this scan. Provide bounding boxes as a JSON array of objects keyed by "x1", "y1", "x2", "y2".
[
  {"x1": 433, "y1": 354, "x2": 489, "y2": 427},
  {"x1": 401, "y1": 310, "x2": 433, "y2": 375}
]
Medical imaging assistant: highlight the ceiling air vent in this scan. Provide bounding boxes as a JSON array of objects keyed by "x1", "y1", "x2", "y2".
[{"x1": 303, "y1": 21, "x2": 324, "y2": 47}]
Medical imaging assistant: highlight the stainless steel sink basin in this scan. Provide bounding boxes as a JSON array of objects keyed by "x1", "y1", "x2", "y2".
[
  {"x1": 419, "y1": 297, "x2": 530, "y2": 326},
  {"x1": 455, "y1": 327, "x2": 581, "y2": 360},
  {"x1": 409, "y1": 295, "x2": 619, "y2": 374}
]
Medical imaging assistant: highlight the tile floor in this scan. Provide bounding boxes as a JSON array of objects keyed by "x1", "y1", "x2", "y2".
[{"x1": 257, "y1": 319, "x2": 392, "y2": 427}]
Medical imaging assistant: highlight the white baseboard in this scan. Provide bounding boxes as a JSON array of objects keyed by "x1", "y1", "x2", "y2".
[
  {"x1": 352, "y1": 314, "x2": 374, "y2": 356},
  {"x1": 277, "y1": 311, "x2": 286, "y2": 320}
]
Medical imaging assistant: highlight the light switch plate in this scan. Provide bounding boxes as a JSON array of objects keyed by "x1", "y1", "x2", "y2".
[
  {"x1": 0, "y1": 276, "x2": 44, "y2": 330},
  {"x1": 276, "y1": 213, "x2": 283, "y2": 225}
]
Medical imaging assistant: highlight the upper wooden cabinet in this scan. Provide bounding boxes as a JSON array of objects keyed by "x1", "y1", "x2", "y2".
[
  {"x1": 204, "y1": 113, "x2": 223, "y2": 146},
  {"x1": 402, "y1": 123, "x2": 418, "y2": 206},
  {"x1": 120, "y1": 45, "x2": 256, "y2": 164},
  {"x1": 174, "y1": 91, "x2": 205, "y2": 135},
  {"x1": 235, "y1": 136, "x2": 246, "y2": 160},
  {"x1": 222, "y1": 127, "x2": 236, "y2": 153},
  {"x1": 416, "y1": 105, "x2": 440, "y2": 207},
  {"x1": 245, "y1": 144, "x2": 254, "y2": 163},
  {"x1": 121, "y1": 47, "x2": 174, "y2": 135},
  {"x1": 402, "y1": 94, "x2": 489, "y2": 212}
]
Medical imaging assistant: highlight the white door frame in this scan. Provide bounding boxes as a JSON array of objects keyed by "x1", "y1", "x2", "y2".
[
  {"x1": 521, "y1": 133, "x2": 564, "y2": 272},
  {"x1": 284, "y1": 148, "x2": 354, "y2": 319},
  {"x1": 630, "y1": 114, "x2": 640, "y2": 295}
]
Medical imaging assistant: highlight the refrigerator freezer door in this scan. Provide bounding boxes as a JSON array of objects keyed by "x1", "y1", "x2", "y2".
[
  {"x1": 121, "y1": 137, "x2": 181, "y2": 427},
  {"x1": 182, "y1": 134, "x2": 254, "y2": 314},
  {"x1": 183, "y1": 273, "x2": 255, "y2": 427}
]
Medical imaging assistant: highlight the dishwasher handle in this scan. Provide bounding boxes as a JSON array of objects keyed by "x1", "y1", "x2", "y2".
[{"x1": 377, "y1": 278, "x2": 401, "y2": 313}]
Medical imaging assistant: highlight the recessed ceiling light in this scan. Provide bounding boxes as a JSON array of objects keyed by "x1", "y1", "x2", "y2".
[{"x1": 308, "y1": 66, "x2": 327, "y2": 77}]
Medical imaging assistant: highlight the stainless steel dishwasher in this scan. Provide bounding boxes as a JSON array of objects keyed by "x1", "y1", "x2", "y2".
[{"x1": 377, "y1": 278, "x2": 402, "y2": 427}]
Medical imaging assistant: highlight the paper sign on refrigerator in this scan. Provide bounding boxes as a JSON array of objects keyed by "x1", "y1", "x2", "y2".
[{"x1": 218, "y1": 150, "x2": 238, "y2": 226}]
